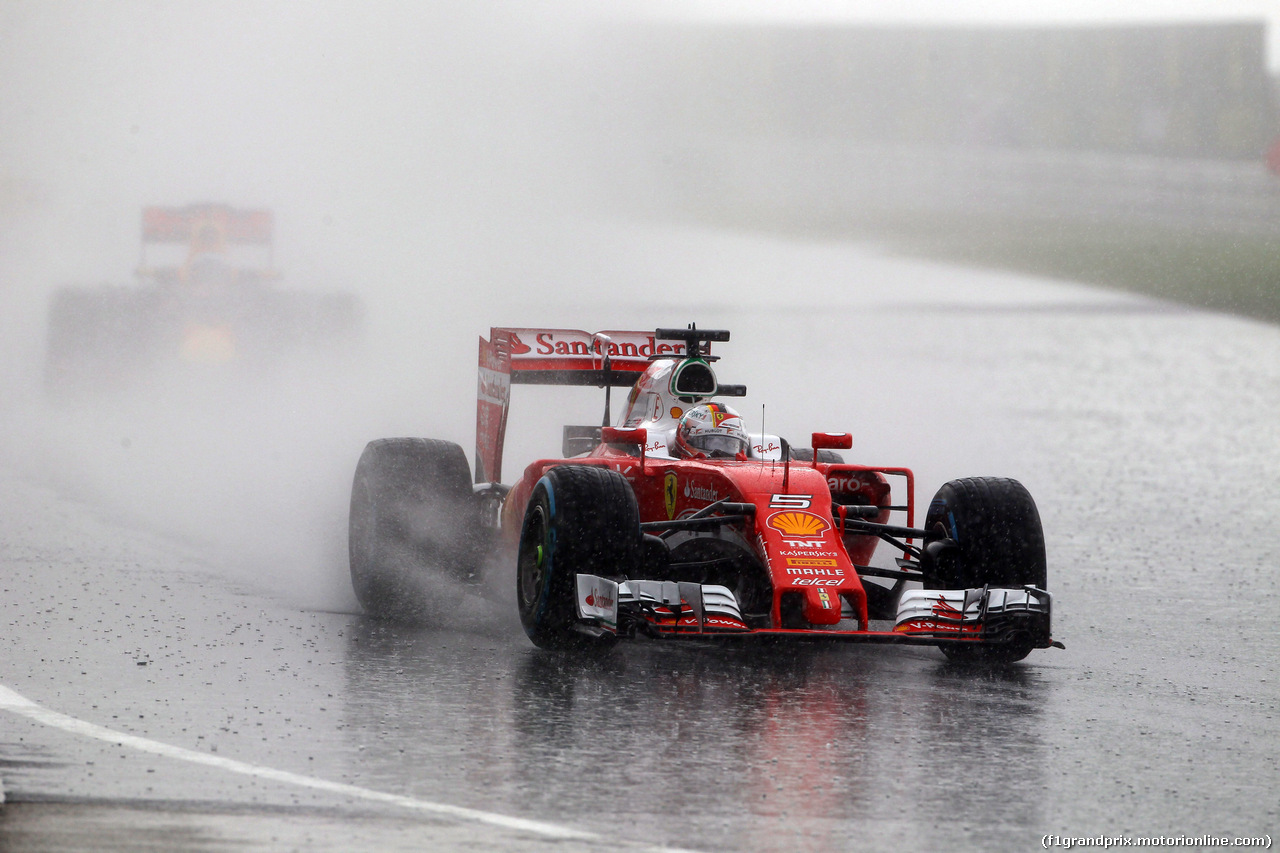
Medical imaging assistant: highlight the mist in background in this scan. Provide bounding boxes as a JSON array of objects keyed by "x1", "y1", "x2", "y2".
[
  {"x1": 1, "y1": 2, "x2": 609, "y2": 381},
  {"x1": 3, "y1": 1, "x2": 1278, "y2": 611},
  {"x1": 0, "y1": 1, "x2": 623, "y2": 610},
  {"x1": 5, "y1": 1, "x2": 1278, "y2": 381}
]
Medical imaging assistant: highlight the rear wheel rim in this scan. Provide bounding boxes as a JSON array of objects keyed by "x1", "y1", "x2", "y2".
[{"x1": 519, "y1": 504, "x2": 548, "y2": 612}]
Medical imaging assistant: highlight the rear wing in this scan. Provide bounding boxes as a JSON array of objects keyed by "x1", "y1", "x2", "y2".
[
  {"x1": 475, "y1": 328, "x2": 689, "y2": 483},
  {"x1": 138, "y1": 204, "x2": 275, "y2": 280},
  {"x1": 142, "y1": 204, "x2": 273, "y2": 247}
]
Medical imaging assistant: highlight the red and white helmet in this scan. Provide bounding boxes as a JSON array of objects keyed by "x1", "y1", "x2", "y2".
[{"x1": 673, "y1": 402, "x2": 748, "y2": 459}]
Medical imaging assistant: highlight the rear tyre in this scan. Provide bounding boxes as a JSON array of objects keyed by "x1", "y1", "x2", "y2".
[
  {"x1": 349, "y1": 438, "x2": 483, "y2": 621},
  {"x1": 517, "y1": 465, "x2": 641, "y2": 650},
  {"x1": 919, "y1": 477, "x2": 1046, "y2": 663},
  {"x1": 44, "y1": 286, "x2": 152, "y2": 398}
]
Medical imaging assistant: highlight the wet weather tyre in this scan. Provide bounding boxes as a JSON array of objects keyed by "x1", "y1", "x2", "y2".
[
  {"x1": 516, "y1": 465, "x2": 641, "y2": 650},
  {"x1": 348, "y1": 438, "x2": 481, "y2": 621},
  {"x1": 919, "y1": 477, "x2": 1047, "y2": 663}
]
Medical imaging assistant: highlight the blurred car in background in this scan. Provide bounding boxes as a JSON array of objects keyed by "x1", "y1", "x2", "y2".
[{"x1": 44, "y1": 203, "x2": 361, "y2": 397}]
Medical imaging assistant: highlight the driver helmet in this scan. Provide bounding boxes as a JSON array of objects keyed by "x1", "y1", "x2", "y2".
[{"x1": 673, "y1": 402, "x2": 748, "y2": 459}]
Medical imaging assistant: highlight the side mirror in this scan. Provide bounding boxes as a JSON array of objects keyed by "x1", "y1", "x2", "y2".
[
  {"x1": 602, "y1": 426, "x2": 649, "y2": 472},
  {"x1": 811, "y1": 432, "x2": 853, "y2": 451},
  {"x1": 602, "y1": 426, "x2": 647, "y2": 446},
  {"x1": 562, "y1": 425, "x2": 602, "y2": 457}
]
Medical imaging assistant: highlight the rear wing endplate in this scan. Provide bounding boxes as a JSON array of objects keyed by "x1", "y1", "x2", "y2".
[{"x1": 475, "y1": 328, "x2": 687, "y2": 483}]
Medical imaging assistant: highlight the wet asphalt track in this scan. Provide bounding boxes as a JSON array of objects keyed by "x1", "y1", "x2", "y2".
[{"x1": 1, "y1": 223, "x2": 1278, "y2": 851}]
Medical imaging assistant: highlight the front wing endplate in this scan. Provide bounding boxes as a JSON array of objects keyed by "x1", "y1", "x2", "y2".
[
  {"x1": 575, "y1": 575, "x2": 749, "y2": 635},
  {"x1": 895, "y1": 586, "x2": 1053, "y2": 647}
]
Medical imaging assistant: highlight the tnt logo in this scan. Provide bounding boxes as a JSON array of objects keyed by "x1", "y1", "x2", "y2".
[{"x1": 783, "y1": 539, "x2": 825, "y2": 548}]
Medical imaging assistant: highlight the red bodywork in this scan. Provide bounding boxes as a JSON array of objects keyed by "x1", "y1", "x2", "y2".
[
  {"x1": 477, "y1": 324, "x2": 922, "y2": 638},
  {"x1": 468, "y1": 326, "x2": 1058, "y2": 651},
  {"x1": 504, "y1": 452, "x2": 914, "y2": 634}
]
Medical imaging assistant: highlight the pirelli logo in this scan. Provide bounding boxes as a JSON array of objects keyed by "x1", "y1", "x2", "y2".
[{"x1": 785, "y1": 557, "x2": 838, "y2": 568}]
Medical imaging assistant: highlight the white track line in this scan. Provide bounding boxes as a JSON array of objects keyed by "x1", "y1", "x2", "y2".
[{"x1": 0, "y1": 684, "x2": 599, "y2": 842}]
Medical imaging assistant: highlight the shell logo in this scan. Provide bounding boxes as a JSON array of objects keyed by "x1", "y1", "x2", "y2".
[{"x1": 766, "y1": 510, "x2": 830, "y2": 538}]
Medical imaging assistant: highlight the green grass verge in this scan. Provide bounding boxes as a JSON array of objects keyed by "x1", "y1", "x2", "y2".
[
  {"x1": 702, "y1": 205, "x2": 1280, "y2": 324},
  {"x1": 872, "y1": 213, "x2": 1280, "y2": 324}
]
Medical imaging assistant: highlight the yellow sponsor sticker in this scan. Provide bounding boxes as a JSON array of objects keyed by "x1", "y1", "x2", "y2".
[
  {"x1": 664, "y1": 472, "x2": 678, "y2": 520},
  {"x1": 766, "y1": 510, "x2": 830, "y2": 537},
  {"x1": 785, "y1": 557, "x2": 838, "y2": 567}
]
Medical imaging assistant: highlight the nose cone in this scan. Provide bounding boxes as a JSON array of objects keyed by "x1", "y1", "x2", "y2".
[{"x1": 802, "y1": 585, "x2": 843, "y2": 625}]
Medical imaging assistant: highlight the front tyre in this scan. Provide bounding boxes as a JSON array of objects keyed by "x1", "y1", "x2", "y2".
[
  {"x1": 517, "y1": 465, "x2": 641, "y2": 650},
  {"x1": 919, "y1": 477, "x2": 1047, "y2": 663}
]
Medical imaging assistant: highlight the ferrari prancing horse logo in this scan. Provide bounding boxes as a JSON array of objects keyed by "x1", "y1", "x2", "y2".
[{"x1": 664, "y1": 472, "x2": 678, "y2": 520}]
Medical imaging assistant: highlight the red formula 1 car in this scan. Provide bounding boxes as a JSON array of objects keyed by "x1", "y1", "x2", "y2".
[{"x1": 349, "y1": 325, "x2": 1060, "y2": 662}]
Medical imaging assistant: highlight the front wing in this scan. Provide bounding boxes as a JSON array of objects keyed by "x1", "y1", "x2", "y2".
[{"x1": 574, "y1": 574, "x2": 1056, "y2": 649}]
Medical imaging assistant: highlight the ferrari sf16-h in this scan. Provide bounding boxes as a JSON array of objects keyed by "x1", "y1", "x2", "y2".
[{"x1": 349, "y1": 325, "x2": 1061, "y2": 662}]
